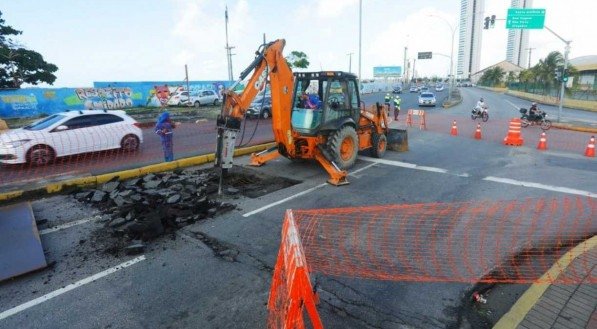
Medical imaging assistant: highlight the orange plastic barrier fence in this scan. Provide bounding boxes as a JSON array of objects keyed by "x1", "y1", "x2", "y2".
[
  {"x1": 406, "y1": 109, "x2": 426, "y2": 130},
  {"x1": 291, "y1": 197, "x2": 595, "y2": 284},
  {"x1": 267, "y1": 210, "x2": 323, "y2": 329}
]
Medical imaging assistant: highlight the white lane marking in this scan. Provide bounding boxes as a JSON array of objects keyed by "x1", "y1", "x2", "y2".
[
  {"x1": 0, "y1": 256, "x2": 146, "y2": 321},
  {"x1": 243, "y1": 183, "x2": 326, "y2": 217},
  {"x1": 483, "y1": 176, "x2": 597, "y2": 198},
  {"x1": 39, "y1": 215, "x2": 102, "y2": 235},
  {"x1": 505, "y1": 100, "x2": 521, "y2": 110},
  {"x1": 242, "y1": 162, "x2": 378, "y2": 217},
  {"x1": 360, "y1": 157, "x2": 470, "y2": 177}
]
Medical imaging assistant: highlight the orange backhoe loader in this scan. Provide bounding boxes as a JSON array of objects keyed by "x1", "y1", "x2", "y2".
[{"x1": 215, "y1": 39, "x2": 391, "y2": 186}]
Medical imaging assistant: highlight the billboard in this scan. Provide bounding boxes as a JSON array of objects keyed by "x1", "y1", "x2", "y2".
[{"x1": 373, "y1": 66, "x2": 402, "y2": 78}]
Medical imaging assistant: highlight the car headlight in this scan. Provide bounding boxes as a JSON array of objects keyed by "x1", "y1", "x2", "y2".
[{"x1": 3, "y1": 139, "x2": 31, "y2": 148}]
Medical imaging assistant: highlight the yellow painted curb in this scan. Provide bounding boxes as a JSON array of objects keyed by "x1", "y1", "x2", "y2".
[
  {"x1": 175, "y1": 155, "x2": 209, "y2": 168},
  {"x1": 0, "y1": 142, "x2": 276, "y2": 203},
  {"x1": 551, "y1": 124, "x2": 597, "y2": 134},
  {"x1": 139, "y1": 161, "x2": 179, "y2": 175},
  {"x1": 493, "y1": 235, "x2": 597, "y2": 329},
  {"x1": 0, "y1": 190, "x2": 24, "y2": 201}
]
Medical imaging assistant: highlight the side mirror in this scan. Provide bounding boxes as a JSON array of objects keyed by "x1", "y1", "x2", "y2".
[{"x1": 54, "y1": 125, "x2": 68, "y2": 132}]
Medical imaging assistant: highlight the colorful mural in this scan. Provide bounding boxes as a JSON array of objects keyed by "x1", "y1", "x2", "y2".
[{"x1": 0, "y1": 80, "x2": 236, "y2": 118}]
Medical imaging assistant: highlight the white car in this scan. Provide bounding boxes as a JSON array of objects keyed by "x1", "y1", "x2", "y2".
[
  {"x1": 418, "y1": 92, "x2": 437, "y2": 107},
  {"x1": 0, "y1": 110, "x2": 143, "y2": 165},
  {"x1": 435, "y1": 85, "x2": 444, "y2": 92},
  {"x1": 168, "y1": 90, "x2": 220, "y2": 107}
]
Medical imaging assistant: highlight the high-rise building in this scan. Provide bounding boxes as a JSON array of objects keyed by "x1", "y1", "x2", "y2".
[
  {"x1": 506, "y1": 0, "x2": 533, "y2": 68},
  {"x1": 457, "y1": 0, "x2": 485, "y2": 80}
]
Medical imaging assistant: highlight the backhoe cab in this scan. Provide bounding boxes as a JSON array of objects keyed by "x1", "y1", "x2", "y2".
[{"x1": 215, "y1": 39, "x2": 390, "y2": 186}]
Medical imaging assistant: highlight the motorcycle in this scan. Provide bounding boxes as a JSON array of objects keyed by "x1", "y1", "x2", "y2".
[
  {"x1": 471, "y1": 105, "x2": 489, "y2": 122},
  {"x1": 519, "y1": 108, "x2": 551, "y2": 131}
]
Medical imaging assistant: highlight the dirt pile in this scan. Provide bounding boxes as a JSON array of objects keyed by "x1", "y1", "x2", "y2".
[{"x1": 74, "y1": 168, "x2": 235, "y2": 256}]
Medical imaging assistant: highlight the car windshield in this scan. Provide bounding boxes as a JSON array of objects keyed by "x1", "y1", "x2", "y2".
[
  {"x1": 22, "y1": 114, "x2": 66, "y2": 131},
  {"x1": 421, "y1": 93, "x2": 434, "y2": 98}
]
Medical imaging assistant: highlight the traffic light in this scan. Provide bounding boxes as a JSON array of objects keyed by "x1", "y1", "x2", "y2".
[
  {"x1": 490, "y1": 15, "x2": 496, "y2": 28},
  {"x1": 562, "y1": 68, "x2": 569, "y2": 82},
  {"x1": 484, "y1": 17, "x2": 490, "y2": 29},
  {"x1": 554, "y1": 68, "x2": 562, "y2": 81}
]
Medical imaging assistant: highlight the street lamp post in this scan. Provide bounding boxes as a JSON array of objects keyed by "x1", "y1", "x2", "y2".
[
  {"x1": 347, "y1": 53, "x2": 354, "y2": 73},
  {"x1": 427, "y1": 14, "x2": 456, "y2": 102}
]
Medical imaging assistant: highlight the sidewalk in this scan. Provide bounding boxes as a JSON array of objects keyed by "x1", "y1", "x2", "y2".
[{"x1": 495, "y1": 237, "x2": 597, "y2": 329}]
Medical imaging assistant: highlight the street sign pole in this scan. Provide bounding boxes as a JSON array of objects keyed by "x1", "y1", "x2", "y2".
[{"x1": 558, "y1": 43, "x2": 570, "y2": 123}]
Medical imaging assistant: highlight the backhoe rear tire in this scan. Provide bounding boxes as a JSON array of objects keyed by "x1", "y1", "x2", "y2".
[
  {"x1": 327, "y1": 125, "x2": 358, "y2": 170},
  {"x1": 370, "y1": 133, "x2": 387, "y2": 158}
]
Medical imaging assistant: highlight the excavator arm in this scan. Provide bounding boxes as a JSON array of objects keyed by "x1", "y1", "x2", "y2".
[{"x1": 215, "y1": 39, "x2": 294, "y2": 170}]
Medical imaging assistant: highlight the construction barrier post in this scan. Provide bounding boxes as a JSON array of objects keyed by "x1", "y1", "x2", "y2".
[
  {"x1": 503, "y1": 118, "x2": 524, "y2": 146},
  {"x1": 267, "y1": 210, "x2": 323, "y2": 329},
  {"x1": 406, "y1": 109, "x2": 426, "y2": 130}
]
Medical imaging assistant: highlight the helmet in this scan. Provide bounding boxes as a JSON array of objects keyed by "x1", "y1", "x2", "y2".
[
  {"x1": 480, "y1": 98, "x2": 484, "y2": 102},
  {"x1": 532, "y1": 102, "x2": 537, "y2": 106}
]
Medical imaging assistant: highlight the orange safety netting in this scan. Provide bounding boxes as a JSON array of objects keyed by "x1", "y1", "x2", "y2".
[
  {"x1": 291, "y1": 197, "x2": 596, "y2": 284},
  {"x1": 268, "y1": 198, "x2": 595, "y2": 328}
]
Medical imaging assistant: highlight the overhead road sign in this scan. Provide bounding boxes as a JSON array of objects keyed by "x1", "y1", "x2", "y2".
[
  {"x1": 506, "y1": 8, "x2": 545, "y2": 29},
  {"x1": 373, "y1": 66, "x2": 402, "y2": 78},
  {"x1": 418, "y1": 52, "x2": 432, "y2": 60}
]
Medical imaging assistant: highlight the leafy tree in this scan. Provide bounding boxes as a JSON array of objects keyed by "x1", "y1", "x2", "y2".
[
  {"x1": 0, "y1": 11, "x2": 57, "y2": 88},
  {"x1": 478, "y1": 67, "x2": 505, "y2": 87},
  {"x1": 285, "y1": 51, "x2": 310, "y2": 69}
]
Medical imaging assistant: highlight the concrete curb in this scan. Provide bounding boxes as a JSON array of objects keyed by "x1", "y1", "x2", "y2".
[
  {"x1": 551, "y1": 123, "x2": 597, "y2": 134},
  {"x1": 442, "y1": 97, "x2": 463, "y2": 109},
  {"x1": 493, "y1": 235, "x2": 597, "y2": 329},
  {"x1": 0, "y1": 142, "x2": 276, "y2": 203}
]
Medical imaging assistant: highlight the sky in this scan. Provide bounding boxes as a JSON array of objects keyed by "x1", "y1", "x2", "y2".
[{"x1": 2, "y1": 0, "x2": 596, "y2": 87}]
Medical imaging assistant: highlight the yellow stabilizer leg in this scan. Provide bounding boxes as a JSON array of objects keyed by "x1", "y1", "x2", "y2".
[
  {"x1": 249, "y1": 147, "x2": 280, "y2": 166},
  {"x1": 314, "y1": 152, "x2": 349, "y2": 186}
]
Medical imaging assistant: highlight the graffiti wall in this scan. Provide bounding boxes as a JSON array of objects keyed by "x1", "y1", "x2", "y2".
[{"x1": 0, "y1": 80, "x2": 235, "y2": 118}]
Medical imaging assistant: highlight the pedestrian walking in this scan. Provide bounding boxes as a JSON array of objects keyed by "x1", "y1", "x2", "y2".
[
  {"x1": 393, "y1": 96, "x2": 401, "y2": 120},
  {"x1": 155, "y1": 111, "x2": 175, "y2": 162}
]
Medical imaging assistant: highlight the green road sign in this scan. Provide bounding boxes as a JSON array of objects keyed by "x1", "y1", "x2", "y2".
[
  {"x1": 506, "y1": 8, "x2": 545, "y2": 29},
  {"x1": 418, "y1": 52, "x2": 432, "y2": 60}
]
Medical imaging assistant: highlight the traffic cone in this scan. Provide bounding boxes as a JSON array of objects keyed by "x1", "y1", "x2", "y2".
[
  {"x1": 450, "y1": 120, "x2": 458, "y2": 136},
  {"x1": 474, "y1": 123, "x2": 482, "y2": 140},
  {"x1": 537, "y1": 132, "x2": 547, "y2": 150},
  {"x1": 585, "y1": 136, "x2": 595, "y2": 157}
]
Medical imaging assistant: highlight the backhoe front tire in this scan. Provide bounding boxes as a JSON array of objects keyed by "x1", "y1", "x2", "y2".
[
  {"x1": 327, "y1": 125, "x2": 358, "y2": 170},
  {"x1": 371, "y1": 133, "x2": 387, "y2": 158}
]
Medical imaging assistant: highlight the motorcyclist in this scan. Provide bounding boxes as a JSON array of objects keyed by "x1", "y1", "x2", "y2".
[
  {"x1": 529, "y1": 102, "x2": 539, "y2": 121},
  {"x1": 473, "y1": 98, "x2": 486, "y2": 115}
]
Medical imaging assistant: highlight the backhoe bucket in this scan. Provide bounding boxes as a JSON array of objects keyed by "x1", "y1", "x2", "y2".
[{"x1": 386, "y1": 129, "x2": 408, "y2": 152}]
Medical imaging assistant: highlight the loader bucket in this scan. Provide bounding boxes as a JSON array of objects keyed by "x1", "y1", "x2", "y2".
[{"x1": 386, "y1": 129, "x2": 408, "y2": 152}]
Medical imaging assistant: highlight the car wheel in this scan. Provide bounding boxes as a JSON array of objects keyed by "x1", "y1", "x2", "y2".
[
  {"x1": 121, "y1": 134, "x2": 140, "y2": 152},
  {"x1": 213, "y1": 99, "x2": 219, "y2": 106},
  {"x1": 27, "y1": 145, "x2": 55, "y2": 166},
  {"x1": 194, "y1": 101, "x2": 201, "y2": 108},
  {"x1": 262, "y1": 109, "x2": 271, "y2": 119}
]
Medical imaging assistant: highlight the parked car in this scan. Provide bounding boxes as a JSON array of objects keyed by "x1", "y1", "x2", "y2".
[
  {"x1": 167, "y1": 91, "x2": 189, "y2": 106},
  {"x1": 169, "y1": 90, "x2": 220, "y2": 107},
  {"x1": 0, "y1": 110, "x2": 143, "y2": 165},
  {"x1": 409, "y1": 86, "x2": 419, "y2": 93},
  {"x1": 392, "y1": 86, "x2": 402, "y2": 94},
  {"x1": 246, "y1": 96, "x2": 272, "y2": 119},
  {"x1": 418, "y1": 92, "x2": 436, "y2": 107}
]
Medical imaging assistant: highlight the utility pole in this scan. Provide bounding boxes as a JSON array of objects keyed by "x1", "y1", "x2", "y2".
[
  {"x1": 403, "y1": 47, "x2": 408, "y2": 84},
  {"x1": 347, "y1": 53, "x2": 353, "y2": 73},
  {"x1": 184, "y1": 64, "x2": 190, "y2": 100},
  {"x1": 225, "y1": 6, "x2": 235, "y2": 81},
  {"x1": 358, "y1": 0, "x2": 362, "y2": 80},
  {"x1": 525, "y1": 47, "x2": 535, "y2": 69},
  {"x1": 412, "y1": 59, "x2": 416, "y2": 81}
]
